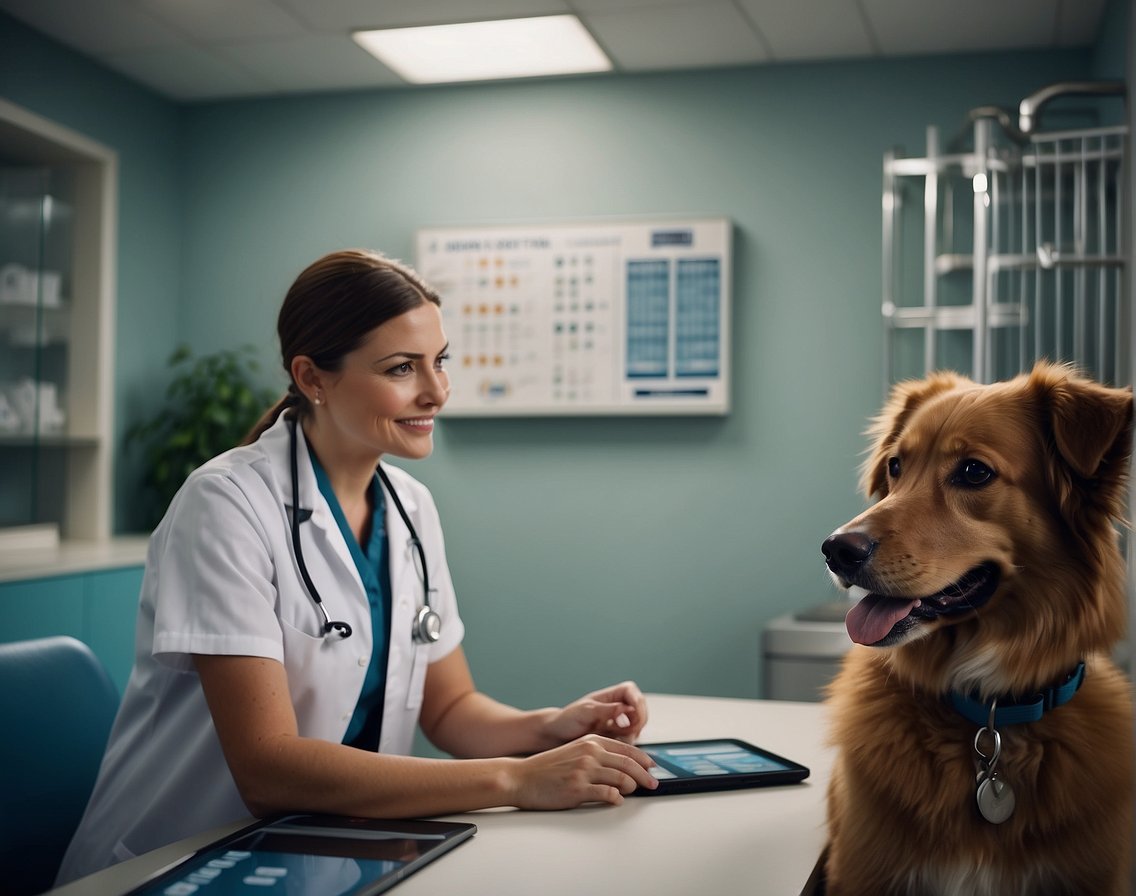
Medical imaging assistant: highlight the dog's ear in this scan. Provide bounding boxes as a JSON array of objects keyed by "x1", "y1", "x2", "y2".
[
  {"x1": 860, "y1": 371, "x2": 969, "y2": 499},
  {"x1": 1031, "y1": 362, "x2": 1134, "y2": 522}
]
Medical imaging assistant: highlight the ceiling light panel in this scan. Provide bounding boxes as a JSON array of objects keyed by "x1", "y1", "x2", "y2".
[{"x1": 352, "y1": 14, "x2": 612, "y2": 84}]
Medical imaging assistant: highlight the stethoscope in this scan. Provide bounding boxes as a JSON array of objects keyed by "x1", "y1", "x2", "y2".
[{"x1": 288, "y1": 415, "x2": 442, "y2": 644}]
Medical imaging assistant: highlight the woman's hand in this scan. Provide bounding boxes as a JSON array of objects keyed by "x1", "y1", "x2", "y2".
[
  {"x1": 508, "y1": 734, "x2": 659, "y2": 809},
  {"x1": 541, "y1": 681, "x2": 650, "y2": 745},
  {"x1": 420, "y1": 654, "x2": 650, "y2": 759}
]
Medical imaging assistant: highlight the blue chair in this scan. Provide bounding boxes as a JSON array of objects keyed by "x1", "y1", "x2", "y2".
[{"x1": 0, "y1": 636, "x2": 120, "y2": 895}]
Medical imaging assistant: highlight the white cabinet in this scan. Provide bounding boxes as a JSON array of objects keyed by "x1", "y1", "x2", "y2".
[{"x1": 0, "y1": 99, "x2": 117, "y2": 545}]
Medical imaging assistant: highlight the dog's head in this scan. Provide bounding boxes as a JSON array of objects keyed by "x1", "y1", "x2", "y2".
[{"x1": 822, "y1": 361, "x2": 1132, "y2": 693}]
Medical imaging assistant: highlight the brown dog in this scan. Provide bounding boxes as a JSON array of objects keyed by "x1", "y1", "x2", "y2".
[{"x1": 820, "y1": 362, "x2": 1134, "y2": 895}]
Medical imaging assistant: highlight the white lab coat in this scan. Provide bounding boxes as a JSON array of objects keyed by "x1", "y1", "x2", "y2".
[{"x1": 56, "y1": 413, "x2": 465, "y2": 884}]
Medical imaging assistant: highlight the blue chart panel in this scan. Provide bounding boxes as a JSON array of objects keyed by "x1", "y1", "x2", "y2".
[
  {"x1": 626, "y1": 259, "x2": 670, "y2": 378},
  {"x1": 675, "y1": 258, "x2": 721, "y2": 377}
]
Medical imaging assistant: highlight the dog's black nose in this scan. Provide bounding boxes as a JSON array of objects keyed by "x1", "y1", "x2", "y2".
[{"x1": 822, "y1": 532, "x2": 878, "y2": 577}]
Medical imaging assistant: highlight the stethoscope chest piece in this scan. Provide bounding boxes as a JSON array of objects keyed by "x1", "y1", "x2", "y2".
[{"x1": 413, "y1": 605, "x2": 442, "y2": 644}]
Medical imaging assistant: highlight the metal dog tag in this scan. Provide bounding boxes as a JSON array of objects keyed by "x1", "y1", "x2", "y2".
[{"x1": 976, "y1": 772, "x2": 1015, "y2": 824}]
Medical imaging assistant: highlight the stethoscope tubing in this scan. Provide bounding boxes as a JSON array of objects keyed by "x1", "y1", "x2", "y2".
[{"x1": 288, "y1": 414, "x2": 438, "y2": 642}]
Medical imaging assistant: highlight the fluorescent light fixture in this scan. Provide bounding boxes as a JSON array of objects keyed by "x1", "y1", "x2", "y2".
[{"x1": 352, "y1": 15, "x2": 612, "y2": 85}]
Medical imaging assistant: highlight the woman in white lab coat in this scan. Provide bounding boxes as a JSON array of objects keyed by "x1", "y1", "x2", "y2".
[{"x1": 56, "y1": 249, "x2": 657, "y2": 885}]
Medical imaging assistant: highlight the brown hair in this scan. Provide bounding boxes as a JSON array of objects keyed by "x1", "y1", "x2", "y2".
[{"x1": 243, "y1": 249, "x2": 441, "y2": 444}]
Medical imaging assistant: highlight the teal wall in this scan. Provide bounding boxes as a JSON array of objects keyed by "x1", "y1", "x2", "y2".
[
  {"x1": 176, "y1": 51, "x2": 1105, "y2": 709},
  {"x1": 0, "y1": 5, "x2": 1129, "y2": 708}
]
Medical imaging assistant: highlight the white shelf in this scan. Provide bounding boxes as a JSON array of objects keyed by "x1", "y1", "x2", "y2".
[{"x1": 0, "y1": 534, "x2": 149, "y2": 583}]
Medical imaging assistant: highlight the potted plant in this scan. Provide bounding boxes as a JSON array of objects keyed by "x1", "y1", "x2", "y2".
[{"x1": 127, "y1": 344, "x2": 278, "y2": 529}]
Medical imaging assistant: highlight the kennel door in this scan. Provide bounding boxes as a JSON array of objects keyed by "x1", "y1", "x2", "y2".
[{"x1": 882, "y1": 82, "x2": 1128, "y2": 389}]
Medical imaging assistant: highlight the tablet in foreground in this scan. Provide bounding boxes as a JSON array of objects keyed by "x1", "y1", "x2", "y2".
[
  {"x1": 123, "y1": 814, "x2": 476, "y2": 896},
  {"x1": 636, "y1": 738, "x2": 810, "y2": 795}
]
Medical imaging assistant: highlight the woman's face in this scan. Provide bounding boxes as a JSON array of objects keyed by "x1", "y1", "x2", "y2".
[{"x1": 320, "y1": 302, "x2": 450, "y2": 461}]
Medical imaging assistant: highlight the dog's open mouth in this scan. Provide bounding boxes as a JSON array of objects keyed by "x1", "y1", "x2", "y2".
[{"x1": 845, "y1": 563, "x2": 1001, "y2": 646}]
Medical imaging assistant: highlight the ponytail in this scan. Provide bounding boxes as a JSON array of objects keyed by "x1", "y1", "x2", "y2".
[{"x1": 241, "y1": 385, "x2": 303, "y2": 446}]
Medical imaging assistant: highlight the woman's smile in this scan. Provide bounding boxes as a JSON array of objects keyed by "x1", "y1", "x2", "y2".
[{"x1": 397, "y1": 415, "x2": 436, "y2": 432}]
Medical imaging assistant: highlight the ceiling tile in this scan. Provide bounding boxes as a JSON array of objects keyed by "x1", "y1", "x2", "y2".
[
  {"x1": 273, "y1": 0, "x2": 570, "y2": 31},
  {"x1": 0, "y1": 0, "x2": 183, "y2": 53},
  {"x1": 737, "y1": 0, "x2": 877, "y2": 60},
  {"x1": 139, "y1": 0, "x2": 308, "y2": 43},
  {"x1": 213, "y1": 33, "x2": 405, "y2": 93},
  {"x1": 862, "y1": 0, "x2": 1060, "y2": 54},
  {"x1": 572, "y1": 0, "x2": 700, "y2": 9},
  {"x1": 584, "y1": 2, "x2": 770, "y2": 71},
  {"x1": 101, "y1": 43, "x2": 268, "y2": 100}
]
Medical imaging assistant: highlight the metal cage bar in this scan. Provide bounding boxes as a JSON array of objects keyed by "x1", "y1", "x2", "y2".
[{"x1": 883, "y1": 82, "x2": 1128, "y2": 388}]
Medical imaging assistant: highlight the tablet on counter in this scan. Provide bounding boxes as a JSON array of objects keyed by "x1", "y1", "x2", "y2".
[
  {"x1": 635, "y1": 738, "x2": 810, "y2": 795},
  {"x1": 122, "y1": 814, "x2": 476, "y2": 896}
]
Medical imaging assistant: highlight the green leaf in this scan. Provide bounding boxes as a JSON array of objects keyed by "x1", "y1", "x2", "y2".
[{"x1": 125, "y1": 343, "x2": 279, "y2": 528}]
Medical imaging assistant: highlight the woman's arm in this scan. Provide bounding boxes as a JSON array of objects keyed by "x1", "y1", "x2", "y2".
[
  {"x1": 194, "y1": 653, "x2": 656, "y2": 820},
  {"x1": 418, "y1": 648, "x2": 650, "y2": 758}
]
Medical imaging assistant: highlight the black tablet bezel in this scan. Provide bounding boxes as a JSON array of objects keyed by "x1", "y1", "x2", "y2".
[
  {"x1": 634, "y1": 737, "x2": 810, "y2": 796},
  {"x1": 121, "y1": 814, "x2": 477, "y2": 896}
]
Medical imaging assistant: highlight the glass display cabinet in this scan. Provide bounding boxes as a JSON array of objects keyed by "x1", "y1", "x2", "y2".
[
  {"x1": 0, "y1": 99, "x2": 117, "y2": 549},
  {"x1": 1, "y1": 165, "x2": 73, "y2": 529}
]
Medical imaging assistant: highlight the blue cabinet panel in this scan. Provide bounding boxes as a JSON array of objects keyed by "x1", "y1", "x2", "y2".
[
  {"x1": 0, "y1": 576, "x2": 85, "y2": 642},
  {"x1": 85, "y1": 567, "x2": 143, "y2": 692},
  {"x1": 0, "y1": 566, "x2": 142, "y2": 695}
]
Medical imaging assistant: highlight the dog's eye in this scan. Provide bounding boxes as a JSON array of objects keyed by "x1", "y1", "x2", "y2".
[
  {"x1": 954, "y1": 459, "x2": 995, "y2": 487},
  {"x1": 887, "y1": 457, "x2": 901, "y2": 479}
]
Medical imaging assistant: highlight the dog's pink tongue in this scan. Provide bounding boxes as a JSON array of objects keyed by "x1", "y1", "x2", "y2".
[{"x1": 845, "y1": 595, "x2": 919, "y2": 645}]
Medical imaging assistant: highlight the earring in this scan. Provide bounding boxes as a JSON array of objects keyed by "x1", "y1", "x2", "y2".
[{"x1": 313, "y1": 391, "x2": 322, "y2": 406}]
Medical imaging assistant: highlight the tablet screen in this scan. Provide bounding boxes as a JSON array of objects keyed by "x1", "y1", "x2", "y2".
[
  {"x1": 123, "y1": 815, "x2": 476, "y2": 896},
  {"x1": 636, "y1": 738, "x2": 809, "y2": 795}
]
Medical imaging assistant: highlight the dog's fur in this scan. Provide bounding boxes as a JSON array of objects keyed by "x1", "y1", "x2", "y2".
[{"x1": 820, "y1": 362, "x2": 1135, "y2": 896}]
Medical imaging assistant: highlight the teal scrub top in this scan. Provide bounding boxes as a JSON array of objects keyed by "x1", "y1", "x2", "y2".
[{"x1": 310, "y1": 452, "x2": 391, "y2": 750}]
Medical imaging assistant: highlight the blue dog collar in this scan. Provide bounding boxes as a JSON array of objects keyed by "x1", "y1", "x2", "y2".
[{"x1": 949, "y1": 662, "x2": 1086, "y2": 726}]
